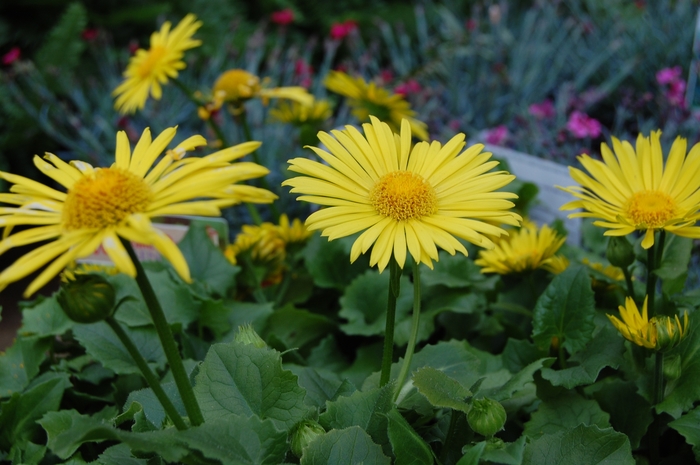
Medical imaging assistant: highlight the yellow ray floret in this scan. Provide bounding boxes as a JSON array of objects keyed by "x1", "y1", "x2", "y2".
[
  {"x1": 474, "y1": 222, "x2": 567, "y2": 274},
  {"x1": 325, "y1": 71, "x2": 429, "y2": 141},
  {"x1": 283, "y1": 116, "x2": 522, "y2": 272},
  {"x1": 559, "y1": 130, "x2": 700, "y2": 249},
  {"x1": 0, "y1": 127, "x2": 277, "y2": 297},
  {"x1": 113, "y1": 14, "x2": 202, "y2": 114},
  {"x1": 607, "y1": 296, "x2": 689, "y2": 351}
]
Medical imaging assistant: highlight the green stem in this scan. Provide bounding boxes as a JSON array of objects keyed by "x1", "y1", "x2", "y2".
[
  {"x1": 646, "y1": 239, "x2": 657, "y2": 318},
  {"x1": 380, "y1": 258, "x2": 401, "y2": 387},
  {"x1": 105, "y1": 316, "x2": 188, "y2": 430},
  {"x1": 650, "y1": 351, "x2": 664, "y2": 465},
  {"x1": 394, "y1": 261, "x2": 422, "y2": 402},
  {"x1": 557, "y1": 344, "x2": 568, "y2": 369},
  {"x1": 241, "y1": 253, "x2": 267, "y2": 304},
  {"x1": 121, "y1": 239, "x2": 204, "y2": 426},
  {"x1": 273, "y1": 268, "x2": 292, "y2": 308},
  {"x1": 622, "y1": 267, "x2": 635, "y2": 301}
]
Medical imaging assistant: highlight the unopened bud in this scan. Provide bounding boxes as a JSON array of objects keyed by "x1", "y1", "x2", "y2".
[
  {"x1": 468, "y1": 398, "x2": 506, "y2": 437},
  {"x1": 653, "y1": 313, "x2": 689, "y2": 352},
  {"x1": 606, "y1": 236, "x2": 635, "y2": 269},
  {"x1": 57, "y1": 273, "x2": 115, "y2": 323},
  {"x1": 663, "y1": 353, "x2": 682, "y2": 381},
  {"x1": 290, "y1": 419, "x2": 325, "y2": 458},
  {"x1": 234, "y1": 323, "x2": 267, "y2": 348}
]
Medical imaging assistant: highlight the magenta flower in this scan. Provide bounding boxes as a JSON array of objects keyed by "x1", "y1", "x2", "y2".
[
  {"x1": 271, "y1": 9, "x2": 294, "y2": 26},
  {"x1": 485, "y1": 125, "x2": 509, "y2": 146},
  {"x1": 656, "y1": 66, "x2": 683, "y2": 85},
  {"x1": 528, "y1": 99, "x2": 555, "y2": 119},
  {"x1": 394, "y1": 79, "x2": 421, "y2": 96},
  {"x1": 330, "y1": 20, "x2": 358, "y2": 40},
  {"x1": 566, "y1": 111, "x2": 602, "y2": 139},
  {"x1": 2, "y1": 47, "x2": 20, "y2": 65},
  {"x1": 666, "y1": 80, "x2": 687, "y2": 108}
]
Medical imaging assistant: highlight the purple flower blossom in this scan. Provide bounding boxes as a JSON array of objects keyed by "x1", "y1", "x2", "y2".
[
  {"x1": 566, "y1": 111, "x2": 602, "y2": 139},
  {"x1": 485, "y1": 125, "x2": 509, "y2": 146},
  {"x1": 528, "y1": 100, "x2": 555, "y2": 119},
  {"x1": 656, "y1": 66, "x2": 683, "y2": 85}
]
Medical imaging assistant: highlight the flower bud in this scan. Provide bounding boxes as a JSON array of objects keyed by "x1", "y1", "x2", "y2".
[
  {"x1": 234, "y1": 323, "x2": 267, "y2": 348},
  {"x1": 663, "y1": 353, "x2": 682, "y2": 381},
  {"x1": 653, "y1": 313, "x2": 689, "y2": 352},
  {"x1": 290, "y1": 419, "x2": 325, "y2": 458},
  {"x1": 606, "y1": 236, "x2": 635, "y2": 269},
  {"x1": 57, "y1": 273, "x2": 115, "y2": 323},
  {"x1": 467, "y1": 398, "x2": 506, "y2": 437}
]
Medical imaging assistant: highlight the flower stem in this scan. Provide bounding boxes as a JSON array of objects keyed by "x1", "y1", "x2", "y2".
[
  {"x1": 380, "y1": 258, "x2": 401, "y2": 387},
  {"x1": 394, "y1": 261, "x2": 422, "y2": 402},
  {"x1": 650, "y1": 351, "x2": 665, "y2": 465},
  {"x1": 121, "y1": 239, "x2": 204, "y2": 426},
  {"x1": 646, "y1": 230, "x2": 665, "y2": 318},
  {"x1": 240, "y1": 253, "x2": 267, "y2": 304},
  {"x1": 105, "y1": 316, "x2": 188, "y2": 430},
  {"x1": 623, "y1": 267, "x2": 635, "y2": 301}
]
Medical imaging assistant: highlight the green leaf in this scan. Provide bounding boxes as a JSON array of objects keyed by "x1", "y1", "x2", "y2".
[
  {"x1": 199, "y1": 298, "x2": 231, "y2": 340},
  {"x1": 481, "y1": 436, "x2": 526, "y2": 465},
  {"x1": 194, "y1": 341, "x2": 309, "y2": 429},
  {"x1": 339, "y1": 270, "x2": 413, "y2": 340},
  {"x1": 178, "y1": 415, "x2": 289, "y2": 465},
  {"x1": 124, "y1": 382, "x2": 186, "y2": 428},
  {"x1": 655, "y1": 235, "x2": 693, "y2": 296},
  {"x1": 178, "y1": 222, "x2": 239, "y2": 296},
  {"x1": 0, "y1": 337, "x2": 51, "y2": 398},
  {"x1": 413, "y1": 367, "x2": 472, "y2": 413},
  {"x1": 8, "y1": 440, "x2": 46, "y2": 465},
  {"x1": 483, "y1": 358, "x2": 554, "y2": 402},
  {"x1": 39, "y1": 407, "x2": 119, "y2": 459},
  {"x1": 300, "y1": 426, "x2": 391, "y2": 465},
  {"x1": 263, "y1": 306, "x2": 335, "y2": 350},
  {"x1": 523, "y1": 391, "x2": 610, "y2": 439},
  {"x1": 97, "y1": 444, "x2": 148, "y2": 465},
  {"x1": 35, "y1": 3, "x2": 87, "y2": 72},
  {"x1": 421, "y1": 253, "x2": 497, "y2": 291},
  {"x1": 540, "y1": 326, "x2": 625, "y2": 389},
  {"x1": 502, "y1": 339, "x2": 548, "y2": 373},
  {"x1": 18, "y1": 296, "x2": 73, "y2": 338},
  {"x1": 588, "y1": 379, "x2": 653, "y2": 449},
  {"x1": 657, "y1": 314, "x2": 700, "y2": 418},
  {"x1": 319, "y1": 384, "x2": 394, "y2": 452},
  {"x1": 386, "y1": 408, "x2": 434, "y2": 465},
  {"x1": 522, "y1": 425, "x2": 635, "y2": 465},
  {"x1": 457, "y1": 441, "x2": 486, "y2": 465},
  {"x1": 0, "y1": 373, "x2": 71, "y2": 450},
  {"x1": 303, "y1": 234, "x2": 369, "y2": 290},
  {"x1": 287, "y1": 365, "x2": 346, "y2": 408},
  {"x1": 532, "y1": 266, "x2": 595, "y2": 354},
  {"x1": 110, "y1": 266, "x2": 199, "y2": 328},
  {"x1": 669, "y1": 405, "x2": 700, "y2": 462},
  {"x1": 73, "y1": 322, "x2": 166, "y2": 375}
]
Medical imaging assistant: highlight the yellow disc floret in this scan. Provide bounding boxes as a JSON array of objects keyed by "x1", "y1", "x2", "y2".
[
  {"x1": 370, "y1": 171, "x2": 437, "y2": 221},
  {"x1": 63, "y1": 168, "x2": 152, "y2": 230},
  {"x1": 626, "y1": 190, "x2": 676, "y2": 229}
]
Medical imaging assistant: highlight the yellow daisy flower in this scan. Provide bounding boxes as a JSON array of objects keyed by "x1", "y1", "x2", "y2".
[
  {"x1": 474, "y1": 222, "x2": 567, "y2": 274},
  {"x1": 0, "y1": 127, "x2": 277, "y2": 297},
  {"x1": 113, "y1": 14, "x2": 202, "y2": 114},
  {"x1": 559, "y1": 131, "x2": 700, "y2": 249},
  {"x1": 277, "y1": 214, "x2": 312, "y2": 244},
  {"x1": 269, "y1": 99, "x2": 333, "y2": 126},
  {"x1": 607, "y1": 296, "x2": 689, "y2": 351},
  {"x1": 282, "y1": 116, "x2": 522, "y2": 272},
  {"x1": 324, "y1": 71, "x2": 429, "y2": 141},
  {"x1": 199, "y1": 69, "x2": 313, "y2": 118}
]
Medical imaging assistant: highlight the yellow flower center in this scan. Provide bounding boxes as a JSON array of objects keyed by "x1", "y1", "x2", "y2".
[
  {"x1": 370, "y1": 171, "x2": 437, "y2": 221},
  {"x1": 213, "y1": 69, "x2": 261, "y2": 101},
  {"x1": 63, "y1": 168, "x2": 153, "y2": 230},
  {"x1": 626, "y1": 190, "x2": 676, "y2": 228},
  {"x1": 137, "y1": 46, "x2": 166, "y2": 78}
]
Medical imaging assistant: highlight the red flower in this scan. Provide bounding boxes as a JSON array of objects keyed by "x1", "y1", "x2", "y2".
[
  {"x1": 394, "y1": 79, "x2": 421, "y2": 96},
  {"x1": 465, "y1": 19, "x2": 478, "y2": 32},
  {"x1": 128, "y1": 40, "x2": 140, "y2": 55},
  {"x1": 271, "y1": 9, "x2": 294, "y2": 26},
  {"x1": 2, "y1": 47, "x2": 20, "y2": 65},
  {"x1": 81, "y1": 28, "x2": 98, "y2": 41},
  {"x1": 330, "y1": 20, "x2": 358, "y2": 40}
]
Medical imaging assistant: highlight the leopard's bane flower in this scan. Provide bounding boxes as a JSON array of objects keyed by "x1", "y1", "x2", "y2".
[
  {"x1": 283, "y1": 116, "x2": 522, "y2": 271},
  {"x1": 607, "y1": 296, "x2": 689, "y2": 350},
  {"x1": 0, "y1": 127, "x2": 277, "y2": 297},
  {"x1": 211, "y1": 69, "x2": 313, "y2": 109},
  {"x1": 559, "y1": 131, "x2": 700, "y2": 249},
  {"x1": 325, "y1": 71, "x2": 429, "y2": 140},
  {"x1": 474, "y1": 222, "x2": 567, "y2": 274},
  {"x1": 113, "y1": 14, "x2": 202, "y2": 114},
  {"x1": 269, "y1": 99, "x2": 333, "y2": 126}
]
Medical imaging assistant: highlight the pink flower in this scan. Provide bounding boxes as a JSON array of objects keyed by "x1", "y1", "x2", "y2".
[
  {"x1": 465, "y1": 19, "x2": 478, "y2": 31},
  {"x1": 330, "y1": 20, "x2": 358, "y2": 40},
  {"x1": 2, "y1": 47, "x2": 20, "y2": 65},
  {"x1": 528, "y1": 99, "x2": 555, "y2": 119},
  {"x1": 81, "y1": 28, "x2": 98, "y2": 41},
  {"x1": 566, "y1": 111, "x2": 602, "y2": 139},
  {"x1": 656, "y1": 66, "x2": 683, "y2": 85},
  {"x1": 394, "y1": 79, "x2": 421, "y2": 96},
  {"x1": 379, "y1": 69, "x2": 394, "y2": 85},
  {"x1": 485, "y1": 125, "x2": 509, "y2": 146},
  {"x1": 128, "y1": 40, "x2": 140, "y2": 55},
  {"x1": 271, "y1": 9, "x2": 294, "y2": 26},
  {"x1": 666, "y1": 80, "x2": 687, "y2": 108},
  {"x1": 294, "y1": 59, "x2": 313, "y2": 76}
]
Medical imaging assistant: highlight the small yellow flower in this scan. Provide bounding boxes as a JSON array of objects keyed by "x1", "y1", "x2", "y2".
[
  {"x1": 474, "y1": 223, "x2": 567, "y2": 274},
  {"x1": 607, "y1": 296, "x2": 689, "y2": 350},
  {"x1": 0, "y1": 127, "x2": 277, "y2": 297},
  {"x1": 60, "y1": 262, "x2": 119, "y2": 283},
  {"x1": 325, "y1": 71, "x2": 428, "y2": 141},
  {"x1": 277, "y1": 214, "x2": 313, "y2": 245},
  {"x1": 583, "y1": 258, "x2": 625, "y2": 290},
  {"x1": 113, "y1": 14, "x2": 202, "y2": 114},
  {"x1": 269, "y1": 99, "x2": 333, "y2": 126},
  {"x1": 559, "y1": 131, "x2": 700, "y2": 249}
]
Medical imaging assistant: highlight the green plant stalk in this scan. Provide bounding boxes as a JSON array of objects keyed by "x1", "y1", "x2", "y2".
[
  {"x1": 121, "y1": 239, "x2": 204, "y2": 426},
  {"x1": 648, "y1": 230, "x2": 666, "y2": 465},
  {"x1": 394, "y1": 261, "x2": 422, "y2": 402},
  {"x1": 240, "y1": 253, "x2": 267, "y2": 304},
  {"x1": 622, "y1": 267, "x2": 635, "y2": 301},
  {"x1": 105, "y1": 316, "x2": 188, "y2": 430},
  {"x1": 380, "y1": 258, "x2": 401, "y2": 387},
  {"x1": 172, "y1": 78, "x2": 262, "y2": 225}
]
